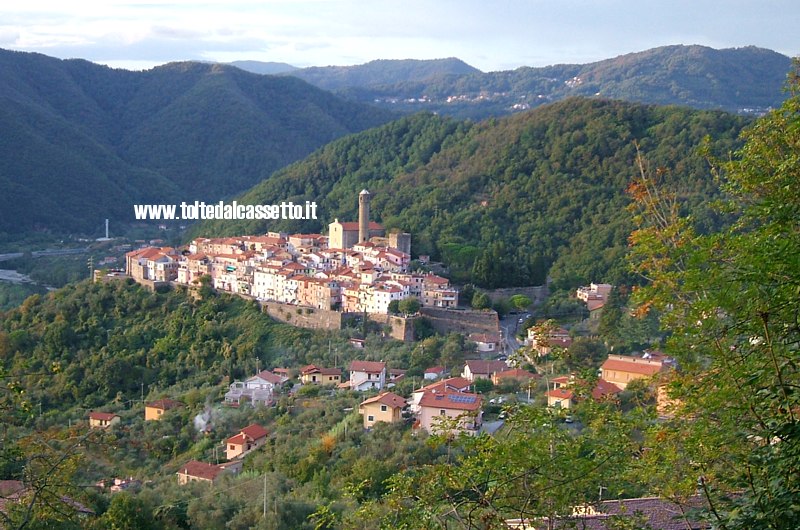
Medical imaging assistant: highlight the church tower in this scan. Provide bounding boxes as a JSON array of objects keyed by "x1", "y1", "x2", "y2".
[{"x1": 358, "y1": 189, "x2": 370, "y2": 243}]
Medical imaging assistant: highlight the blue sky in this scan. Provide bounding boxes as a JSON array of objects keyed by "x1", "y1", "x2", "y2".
[{"x1": 2, "y1": 1, "x2": 797, "y2": 71}]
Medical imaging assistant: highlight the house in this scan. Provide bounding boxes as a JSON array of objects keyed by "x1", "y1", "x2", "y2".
[
  {"x1": 527, "y1": 327, "x2": 573, "y2": 357},
  {"x1": 358, "y1": 392, "x2": 406, "y2": 429},
  {"x1": 469, "y1": 332, "x2": 502, "y2": 352},
  {"x1": 176, "y1": 460, "x2": 242, "y2": 485},
  {"x1": 88, "y1": 411, "x2": 121, "y2": 429},
  {"x1": 462, "y1": 359, "x2": 508, "y2": 382},
  {"x1": 225, "y1": 424, "x2": 269, "y2": 460},
  {"x1": 348, "y1": 360, "x2": 387, "y2": 391},
  {"x1": 600, "y1": 354, "x2": 667, "y2": 390},
  {"x1": 145, "y1": 398, "x2": 184, "y2": 421},
  {"x1": 423, "y1": 366, "x2": 446, "y2": 381},
  {"x1": 224, "y1": 370, "x2": 279, "y2": 407},
  {"x1": 491, "y1": 368, "x2": 539, "y2": 387},
  {"x1": 300, "y1": 364, "x2": 342, "y2": 386},
  {"x1": 410, "y1": 377, "x2": 473, "y2": 414},
  {"x1": 388, "y1": 368, "x2": 407, "y2": 386},
  {"x1": 416, "y1": 390, "x2": 483, "y2": 435},
  {"x1": 576, "y1": 283, "x2": 613, "y2": 303},
  {"x1": 545, "y1": 378, "x2": 621, "y2": 409}
]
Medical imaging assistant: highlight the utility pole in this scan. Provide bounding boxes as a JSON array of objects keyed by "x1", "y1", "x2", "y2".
[
  {"x1": 87, "y1": 256, "x2": 93, "y2": 279},
  {"x1": 263, "y1": 474, "x2": 267, "y2": 518}
]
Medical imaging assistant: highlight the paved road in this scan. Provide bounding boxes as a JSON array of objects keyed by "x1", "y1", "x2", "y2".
[{"x1": 0, "y1": 248, "x2": 88, "y2": 261}]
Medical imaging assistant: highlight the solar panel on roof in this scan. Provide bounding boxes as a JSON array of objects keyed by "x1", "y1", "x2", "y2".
[{"x1": 449, "y1": 395, "x2": 476, "y2": 404}]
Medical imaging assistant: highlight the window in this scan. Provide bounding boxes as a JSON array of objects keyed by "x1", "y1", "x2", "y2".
[
  {"x1": 367, "y1": 415, "x2": 374, "y2": 422},
  {"x1": 380, "y1": 405, "x2": 387, "y2": 412},
  {"x1": 440, "y1": 409, "x2": 446, "y2": 416},
  {"x1": 230, "y1": 445, "x2": 235, "y2": 450}
]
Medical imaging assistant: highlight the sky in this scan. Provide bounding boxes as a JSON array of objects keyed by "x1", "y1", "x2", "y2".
[{"x1": 1, "y1": 1, "x2": 798, "y2": 72}]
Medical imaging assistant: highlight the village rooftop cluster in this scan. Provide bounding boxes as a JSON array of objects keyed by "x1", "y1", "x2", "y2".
[{"x1": 124, "y1": 190, "x2": 458, "y2": 315}]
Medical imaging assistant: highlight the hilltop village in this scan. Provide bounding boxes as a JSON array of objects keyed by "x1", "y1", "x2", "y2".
[{"x1": 124, "y1": 190, "x2": 458, "y2": 316}]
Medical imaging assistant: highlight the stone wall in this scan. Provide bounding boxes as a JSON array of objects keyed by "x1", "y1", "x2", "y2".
[
  {"x1": 260, "y1": 301, "x2": 344, "y2": 331},
  {"x1": 368, "y1": 313, "x2": 415, "y2": 342},
  {"x1": 419, "y1": 307, "x2": 499, "y2": 336},
  {"x1": 480, "y1": 285, "x2": 549, "y2": 305}
]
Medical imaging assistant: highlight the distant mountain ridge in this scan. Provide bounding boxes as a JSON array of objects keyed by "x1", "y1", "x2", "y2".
[
  {"x1": 229, "y1": 45, "x2": 792, "y2": 119},
  {"x1": 0, "y1": 49, "x2": 395, "y2": 234}
]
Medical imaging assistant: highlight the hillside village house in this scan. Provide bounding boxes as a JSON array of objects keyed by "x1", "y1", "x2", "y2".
[
  {"x1": 300, "y1": 364, "x2": 342, "y2": 386},
  {"x1": 423, "y1": 366, "x2": 447, "y2": 380},
  {"x1": 576, "y1": 282, "x2": 613, "y2": 317},
  {"x1": 145, "y1": 398, "x2": 184, "y2": 421},
  {"x1": 224, "y1": 370, "x2": 281, "y2": 407},
  {"x1": 469, "y1": 332, "x2": 502, "y2": 353},
  {"x1": 125, "y1": 246, "x2": 180, "y2": 282},
  {"x1": 545, "y1": 378, "x2": 621, "y2": 409},
  {"x1": 225, "y1": 424, "x2": 269, "y2": 460},
  {"x1": 462, "y1": 359, "x2": 509, "y2": 382},
  {"x1": 359, "y1": 392, "x2": 406, "y2": 429},
  {"x1": 88, "y1": 411, "x2": 120, "y2": 429},
  {"x1": 347, "y1": 360, "x2": 387, "y2": 391},
  {"x1": 176, "y1": 460, "x2": 242, "y2": 485},
  {"x1": 492, "y1": 368, "x2": 539, "y2": 387},
  {"x1": 527, "y1": 326, "x2": 573, "y2": 357},
  {"x1": 409, "y1": 377, "x2": 473, "y2": 414},
  {"x1": 416, "y1": 389, "x2": 483, "y2": 435},
  {"x1": 600, "y1": 354, "x2": 668, "y2": 390}
]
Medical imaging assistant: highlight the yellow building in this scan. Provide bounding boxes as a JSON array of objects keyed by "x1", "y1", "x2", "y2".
[
  {"x1": 358, "y1": 392, "x2": 406, "y2": 429},
  {"x1": 145, "y1": 398, "x2": 184, "y2": 421},
  {"x1": 300, "y1": 364, "x2": 342, "y2": 386}
]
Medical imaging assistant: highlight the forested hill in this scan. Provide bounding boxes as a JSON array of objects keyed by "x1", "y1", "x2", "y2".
[
  {"x1": 257, "y1": 45, "x2": 792, "y2": 119},
  {"x1": 197, "y1": 97, "x2": 749, "y2": 289},
  {"x1": 0, "y1": 49, "x2": 395, "y2": 235}
]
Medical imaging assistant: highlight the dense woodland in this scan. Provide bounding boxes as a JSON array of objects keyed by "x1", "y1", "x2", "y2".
[
  {"x1": 0, "y1": 49, "x2": 395, "y2": 235},
  {"x1": 198, "y1": 97, "x2": 749, "y2": 289}
]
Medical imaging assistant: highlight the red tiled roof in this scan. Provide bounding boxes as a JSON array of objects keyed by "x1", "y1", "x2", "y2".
[
  {"x1": 465, "y1": 359, "x2": 508, "y2": 375},
  {"x1": 349, "y1": 360, "x2": 386, "y2": 373},
  {"x1": 146, "y1": 398, "x2": 184, "y2": 411},
  {"x1": 418, "y1": 390, "x2": 482, "y2": 411},
  {"x1": 592, "y1": 378, "x2": 622, "y2": 400},
  {"x1": 177, "y1": 460, "x2": 225, "y2": 481},
  {"x1": 240, "y1": 424, "x2": 268, "y2": 440},
  {"x1": 89, "y1": 411, "x2": 119, "y2": 421},
  {"x1": 251, "y1": 370, "x2": 283, "y2": 385},
  {"x1": 419, "y1": 377, "x2": 472, "y2": 393},
  {"x1": 601, "y1": 357, "x2": 664, "y2": 376},
  {"x1": 226, "y1": 433, "x2": 248, "y2": 446},
  {"x1": 360, "y1": 392, "x2": 406, "y2": 409}
]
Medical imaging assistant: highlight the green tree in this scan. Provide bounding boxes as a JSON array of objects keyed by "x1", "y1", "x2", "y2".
[
  {"x1": 398, "y1": 297, "x2": 421, "y2": 315},
  {"x1": 471, "y1": 292, "x2": 491, "y2": 310},
  {"x1": 628, "y1": 64, "x2": 800, "y2": 529},
  {"x1": 508, "y1": 294, "x2": 532, "y2": 313}
]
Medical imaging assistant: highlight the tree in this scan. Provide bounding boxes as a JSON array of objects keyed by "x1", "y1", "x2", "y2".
[
  {"x1": 471, "y1": 292, "x2": 491, "y2": 310},
  {"x1": 398, "y1": 297, "x2": 420, "y2": 316},
  {"x1": 508, "y1": 294, "x2": 532, "y2": 313},
  {"x1": 387, "y1": 300, "x2": 400, "y2": 315},
  {"x1": 627, "y1": 64, "x2": 800, "y2": 530}
]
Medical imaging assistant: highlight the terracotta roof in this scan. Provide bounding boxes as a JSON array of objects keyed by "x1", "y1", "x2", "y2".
[
  {"x1": 250, "y1": 370, "x2": 283, "y2": 385},
  {"x1": 177, "y1": 460, "x2": 225, "y2": 481},
  {"x1": 240, "y1": 424, "x2": 268, "y2": 440},
  {"x1": 226, "y1": 432, "x2": 248, "y2": 446},
  {"x1": 465, "y1": 359, "x2": 508, "y2": 375},
  {"x1": 418, "y1": 390, "x2": 482, "y2": 411},
  {"x1": 146, "y1": 398, "x2": 184, "y2": 411},
  {"x1": 419, "y1": 377, "x2": 472, "y2": 393},
  {"x1": 302, "y1": 364, "x2": 342, "y2": 376},
  {"x1": 592, "y1": 378, "x2": 622, "y2": 400},
  {"x1": 546, "y1": 388, "x2": 574, "y2": 400},
  {"x1": 601, "y1": 357, "x2": 664, "y2": 376},
  {"x1": 89, "y1": 411, "x2": 119, "y2": 421},
  {"x1": 469, "y1": 332, "x2": 502, "y2": 344},
  {"x1": 424, "y1": 366, "x2": 446, "y2": 375},
  {"x1": 360, "y1": 392, "x2": 406, "y2": 409},
  {"x1": 349, "y1": 360, "x2": 386, "y2": 373}
]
